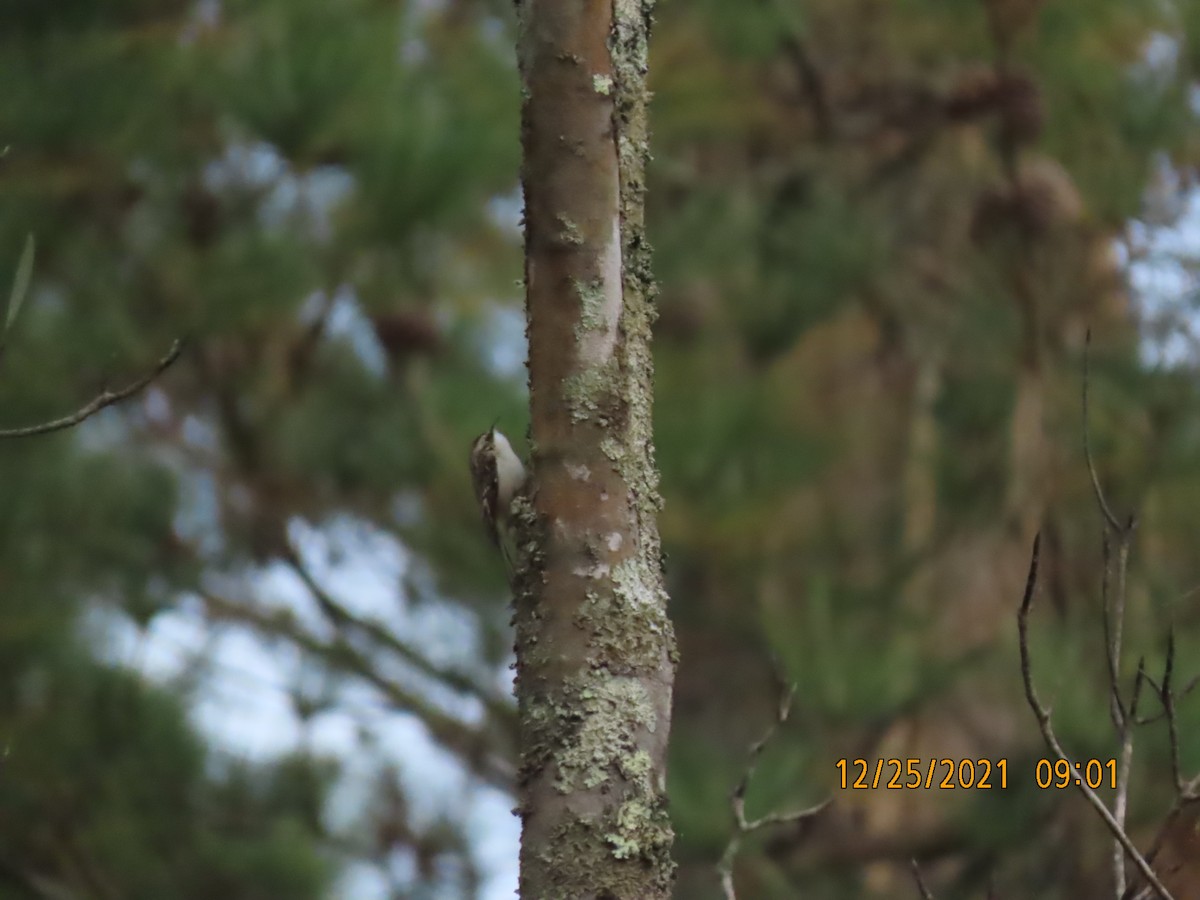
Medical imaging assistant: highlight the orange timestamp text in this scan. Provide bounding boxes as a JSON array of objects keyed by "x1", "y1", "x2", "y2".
[
  {"x1": 836, "y1": 757, "x2": 1008, "y2": 790},
  {"x1": 1034, "y1": 758, "x2": 1117, "y2": 789}
]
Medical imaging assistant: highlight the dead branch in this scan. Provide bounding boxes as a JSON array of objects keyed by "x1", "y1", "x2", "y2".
[
  {"x1": 717, "y1": 681, "x2": 829, "y2": 900},
  {"x1": 910, "y1": 859, "x2": 936, "y2": 899},
  {"x1": 1082, "y1": 330, "x2": 1124, "y2": 534},
  {"x1": 1017, "y1": 534, "x2": 1173, "y2": 900},
  {"x1": 0, "y1": 339, "x2": 184, "y2": 439},
  {"x1": 1082, "y1": 328, "x2": 1144, "y2": 892}
]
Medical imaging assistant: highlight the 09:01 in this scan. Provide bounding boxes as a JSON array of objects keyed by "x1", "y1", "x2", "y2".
[{"x1": 1035, "y1": 758, "x2": 1117, "y2": 789}]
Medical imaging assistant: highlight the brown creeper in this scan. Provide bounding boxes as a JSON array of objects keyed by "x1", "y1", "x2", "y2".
[{"x1": 469, "y1": 425, "x2": 528, "y2": 568}]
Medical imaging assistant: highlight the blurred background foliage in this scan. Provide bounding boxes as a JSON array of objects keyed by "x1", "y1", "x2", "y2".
[{"x1": 0, "y1": 0, "x2": 1198, "y2": 897}]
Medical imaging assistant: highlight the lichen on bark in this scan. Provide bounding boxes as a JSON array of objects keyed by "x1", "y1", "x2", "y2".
[{"x1": 514, "y1": 0, "x2": 676, "y2": 897}]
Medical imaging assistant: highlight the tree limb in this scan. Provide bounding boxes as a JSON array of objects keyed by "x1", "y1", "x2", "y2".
[
  {"x1": 0, "y1": 339, "x2": 184, "y2": 438},
  {"x1": 201, "y1": 590, "x2": 515, "y2": 791},
  {"x1": 279, "y1": 542, "x2": 516, "y2": 732}
]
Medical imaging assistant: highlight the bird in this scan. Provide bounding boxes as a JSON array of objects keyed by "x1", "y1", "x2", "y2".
[{"x1": 469, "y1": 425, "x2": 528, "y2": 577}]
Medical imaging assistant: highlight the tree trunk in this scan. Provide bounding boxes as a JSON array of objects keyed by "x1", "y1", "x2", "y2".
[{"x1": 514, "y1": 1, "x2": 677, "y2": 898}]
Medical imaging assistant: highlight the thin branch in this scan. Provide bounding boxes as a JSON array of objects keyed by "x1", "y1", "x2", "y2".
[
  {"x1": 910, "y1": 859, "x2": 936, "y2": 900},
  {"x1": 739, "y1": 797, "x2": 830, "y2": 837},
  {"x1": 1081, "y1": 328, "x2": 1146, "y2": 893},
  {"x1": 1082, "y1": 329, "x2": 1124, "y2": 534},
  {"x1": 279, "y1": 543, "x2": 517, "y2": 732},
  {"x1": 717, "y1": 682, "x2": 829, "y2": 900},
  {"x1": 1115, "y1": 677, "x2": 1136, "y2": 893},
  {"x1": 201, "y1": 590, "x2": 515, "y2": 790},
  {"x1": 1161, "y1": 630, "x2": 1186, "y2": 797},
  {"x1": 766, "y1": 0, "x2": 835, "y2": 141},
  {"x1": 0, "y1": 339, "x2": 185, "y2": 438},
  {"x1": 1134, "y1": 673, "x2": 1200, "y2": 726},
  {"x1": 1100, "y1": 534, "x2": 1126, "y2": 732},
  {"x1": 1017, "y1": 534, "x2": 1174, "y2": 900},
  {"x1": 1130, "y1": 658, "x2": 1148, "y2": 723},
  {"x1": 1111, "y1": 530, "x2": 1136, "y2": 892},
  {"x1": 1018, "y1": 534, "x2": 1050, "y2": 731},
  {"x1": 1111, "y1": 531, "x2": 1135, "y2": 698}
]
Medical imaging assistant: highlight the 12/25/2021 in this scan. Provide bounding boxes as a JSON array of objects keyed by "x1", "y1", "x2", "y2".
[{"x1": 836, "y1": 758, "x2": 1007, "y2": 790}]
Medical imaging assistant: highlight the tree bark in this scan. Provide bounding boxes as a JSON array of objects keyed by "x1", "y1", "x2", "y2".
[{"x1": 514, "y1": 1, "x2": 677, "y2": 898}]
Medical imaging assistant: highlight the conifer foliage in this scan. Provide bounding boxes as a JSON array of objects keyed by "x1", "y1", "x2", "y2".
[{"x1": 0, "y1": 0, "x2": 1197, "y2": 897}]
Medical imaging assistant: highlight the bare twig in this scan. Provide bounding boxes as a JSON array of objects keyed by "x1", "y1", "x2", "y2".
[
  {"x1": 717, "y1": 682, "x2": 829, "y2": 900},
  {"x1": 1130, "y1": 658, "x2": 1148, "y2": 724},
  {"x1": 1161, "y1": 630, "x2": 1186, "y2": 797},
  {"x1": 1110, "y1": 531, "x2": 1135, "y2": 704},
  {"x1": 1017, "y1": 534, "x2": 1174, "y2": 900},
  {"x1": 1082, "y1": 330, "x2": 1124, "y2": 534},
  {"x1": 1100, "y1": 535, "x2": 1125, "y2": 732},
  {"x1": 1081, "y1": 328, "x2": 1145, "y2": 893},
  {"x1": 910, "y1": 859, "x2": 936, "y2": 899},
  {"x1": 1115, "y1": 668, "x2": 1136, "y2": 893},
  {"x1": 1018, "y1": 535, "x2": 1049, "y2": 729},
  {"x1": 1134, "y1": 673, "x2": 1200, "y2": 726},
  {"x1": 1112, "y1": 530, "x2": 1136, "y2": 894},
  {"x1": 0, "y1": 339, "x2": 185, "y2": 438}
]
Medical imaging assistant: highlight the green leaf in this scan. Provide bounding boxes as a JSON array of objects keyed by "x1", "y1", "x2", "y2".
[{"x1": 5, "y1": 233, "x2": 35, "y2": 335}]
